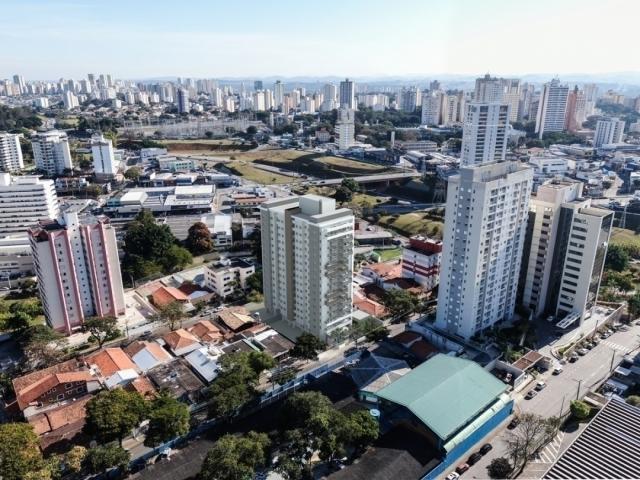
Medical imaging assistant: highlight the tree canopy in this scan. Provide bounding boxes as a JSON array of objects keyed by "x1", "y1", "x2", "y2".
[
  {"x1": 83, "y1": 316, "x2": 120, "y2": 347},
  {"x1": 122, "y1": 210, "x2": 192, "y2": 281},
  {"x1": 153, "y1": 301, "x2": 186, "y2": 331},
  {"x1": 570, "y1": 400, "x2": 591, "y2": 420},
  {"x1": 606, "y1": 244, "x2": 630, "y2": 272},
  {"x1": 207, "y1": 351, "x2": 275, "y2": 419},
  {"x1": 487, "y1": 457, "x2": 512, "y2": 479},
  {"x1": 144, "y1": 393, "x2": 190, "y2": 447},
  {"x1": 381, "y1": 289, "x2": 421, "y2": 318},
  {"x1": 186, "y1": 221, "x2": 213, "y2": 255},
  {"x1": 199, "y1": 432, "x2": 271, "y2": 480},
  {"x1": 290, "y1": 333, "x2": 326, "y2": 360},
  {"x1": 0, "y1": 423, "x2": 44, "y2": 480},
  {"x1": 84, "y1": 443, "x2": 130, "y2": 474},
  {"x1": 84, "y1": 389, "x2": 147, "y2": 444},
  {"x1": 0, "y1": 106, "x2": 42, "y2": 131}
]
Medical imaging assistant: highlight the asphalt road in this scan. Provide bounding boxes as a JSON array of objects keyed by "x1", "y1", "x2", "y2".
[{"x1": 460, "y1": 324, "x2": 640, "y2": 479}]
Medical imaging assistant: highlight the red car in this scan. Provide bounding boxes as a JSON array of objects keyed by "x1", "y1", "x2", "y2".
[{"x1": 456, "y1": 463, "x2": 470, "y2": 474}]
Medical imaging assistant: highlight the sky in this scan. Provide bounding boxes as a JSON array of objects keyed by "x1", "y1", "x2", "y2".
[{"x1": 2, "y1": 0, "x2": 639, "y2": 80}]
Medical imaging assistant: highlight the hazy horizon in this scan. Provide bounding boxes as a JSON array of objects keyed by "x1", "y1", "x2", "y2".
[{"x1": 2, "y1": 0, "x2": 639, "y2": 81}]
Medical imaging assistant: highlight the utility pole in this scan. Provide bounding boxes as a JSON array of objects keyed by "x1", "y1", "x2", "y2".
[
  {"x1": 610, "y1": 349, "x2": 616, "y2": 372},
  {"x1": 575, "y1": 379, "x2": 583, "y2": 400}
]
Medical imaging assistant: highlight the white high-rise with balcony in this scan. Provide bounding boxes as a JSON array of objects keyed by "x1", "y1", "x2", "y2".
[
  {"x1": 91, "y1": 133, "x2": 117, "y2": 176},
  {"x1": 339, "y1": 78, "x2": 356, "y2": 110},
  {"x1": 336, "y1": 108, "x2": 355, "y2": 150},
  {"x1": 0, "y1": 174, "x2": 59, "y2": 236},
  {"x1": 535, "y1": 79, "x2": 569, "y2": 138},
  {"x1": 436, "y1": 101, "x2": 533, "y2": 339},
  {"x1": 29, "y1": 212, "x2": 125, "y2": 335},
  {"x1": 32, "y1": 130, "x2": 73, "y2": 176},
  {"x1": 593, "y1": 117, "x2": 625, "y2": 147},
  {"x1": 260, "y1": 195, "x2": 354, "y2": 340},
  {"x1": 0, "y1": 132, "x2": 25, "y2": 171}
]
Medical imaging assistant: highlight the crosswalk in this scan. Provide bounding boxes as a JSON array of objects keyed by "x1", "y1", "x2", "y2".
[
  {"x1": 532, "y1": 431, "x2": 565, "y2": 464},
  {"x1": 600, "y1": 339, "x2": 634, "y2": 355}
]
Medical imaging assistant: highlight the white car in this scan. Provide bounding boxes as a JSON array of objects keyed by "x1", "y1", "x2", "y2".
[{"x1": 446, "y1": 473, "x2": 460, "y2": 480}]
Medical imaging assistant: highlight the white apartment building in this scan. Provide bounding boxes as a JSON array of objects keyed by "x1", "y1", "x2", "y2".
[
  {"x1": 0, "y1": 174, "x2": 59, "y2": 236},
  {"x1": 336, "y1": 108, "x2": 355, "y2": 150},
  {"x1": 29, "y1": 212, "x2": 125, "y2": 335},
  {"x1": 204, "y1": 258, "x2": 255, "y2": 299},
  {"x1": 520, "y1": 181, "x2": 612, "y2": 323},
  {"x1": 441, "y1": 93, "x2": 465, "y2": 126},
  {"x1": 339, "y1": 78, "x2": 356, "y2": 110},
  {"x1": 261, "y1": 195, "x2": 354, "y2": 340},
  {"x1": 91, "y1": 133, "x2": 117, "y2": 177},
  {"x1": 63, "y1": 91, "x2": 79, "y2": 110},
  {"x1": 421, "y1": 91, "x2": 444, "y2": 125},
  {"x1": 401, "y1": 236, "x2": 442, "y2": 291},
  {"x1": 274, "y1": 81, "x2": 285, "y2": 109},
  {"x1": 32, "y1": 130, "x2": 73, "y2": 176},
  {"x1": 436, "y1": 161, "x2": 533, "y2": 339},
  {"x1": 0, "y1": 132, "x2": 24, "y2": 171},
  {"x1": 474, "y1": 74, "x2": 505, "y2": 103},
  {"x1": 177, "y1": 88, "x2": 190, "y2": 113},
  {"x1": 528, "y1": 155, "x2": 569, "y2": 179},
  {"x1": 593, "y1": 117, "x2": 625, "y2": 147},
  {"x1": 460, "y1": 103, "x2": 509, "y2": 167},
  {"x1": 535, "y1": 79, "x2": 569, "y2": 138},
  {"x1": 399, "y1": 87, "x2": 421, "y2": 112}
]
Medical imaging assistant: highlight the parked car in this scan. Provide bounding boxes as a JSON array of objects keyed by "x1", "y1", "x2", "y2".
[
  {"x1": 535, "y1": 381, "x2": 547, "y2": 391},
  {"x1": 456, "y1": 463, "x2": 470, "y2": 474},
  {"x1": 577, "y1": 348, "x2": 589, "y2": 356},
  {"x1": 569, "y1": 354, "x2": 579, "y2": 363},
  {"x1": 479, "y1": 443, "x2": 493, "y2": 455},
  {"x1": 553, "y1": 366, "x2": 563, "y2": 375},
  {"x1": 525, "y1": 390, "x2": 538, "y2": 399},
  {"x1": 584, "y1": 342, "x2": 594, "y2": 350},
  {"x1": 507, "y1": 417, "x2": 520, "y2": 429},
  {"x1": 619, "y1": 325, "x2": 630, "y2": 332},
  {"x1": 467, "y1": 452, "x2": 483, "y2": 465},
  {"x1": 446, "y1": 473, "x2": 460, "y2": 480}
]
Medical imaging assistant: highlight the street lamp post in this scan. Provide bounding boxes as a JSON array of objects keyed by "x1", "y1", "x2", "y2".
[{"x1": 575, "y1": 379, "x2": 583, "y2": 401}]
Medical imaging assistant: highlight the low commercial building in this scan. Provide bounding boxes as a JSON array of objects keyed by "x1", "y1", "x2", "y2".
[
  {"x1": 204, "y1": 259, "x2": 255, "y2": 298},
  {"x1": 105, "y1": 185, "x2": 215, "y2": 217},
  {"x1": 373, "y1": 354, "x2": 512, "y2": 480},
  {"x1": 402, "y1": 236, "x2": 442, "y2": 292},
  {"x1": 162, "y1": 329, "x2": 201, "y2": 356},
  {"x1": 544, "y1": 399, "x2": 640, "y2": 480},
  {"x1": 147, "y1": 360, "x2": 205, "y2": 405},
  {"x1": 157, "y1": 155, "x2": 195, "y2": 172},
  {"x1": 124, "y1": 340, "x2": 173, "y2": 372}
]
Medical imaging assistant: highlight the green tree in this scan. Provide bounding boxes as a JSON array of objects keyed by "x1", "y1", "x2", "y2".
[
  {"x1": 63, "y1": 445, "x2": 87, "y2": 474},
  {"x1": 6, "y1": 310, "x2": 32, "y2": 332},
  {"x1": 0, "y1": 423, "x2": 44, "y2": 480},
  {"x1": 207, "y1": 351, "x2": 275, "y2": 419},
  {"x1": 350, "y1": 317, "x2": 388, "y2": 342},
  {"x1": 84, "y1": 389, "x2": 147, "y2": 445},
  {"x1": 334, "y1": 185, "x2": 353, "y2": 203},
  {"x1": 20, "y1": 325, "x2": 67, "y2": 370},
  {"x1": 628, "y1": 292, "x2": 640, "y2": 319},
  {"x1": 381, "y1": 289, "x2": 420, "y2": 318},
  {"x1": 487, "y1": 457, "x2": 512, "y2": 479},
  {"x1": 341, "y1": 177, "x2": 359, "y2": 193},
  {"x1": 570, "y1": 400, "x2": 591, "y2": 420},
  {"x1": 144, "y1": 393, "x2": 190, "y2": 447},
  {"x1": 82, "y1": 316, "x2": 120, "y2": 347},
  {"x1": 290, "y1": 333, "x2": 326, "y2": 360},
  {"x1": 199, "y1": 432, "x2": 271, "y2": 480},
  {"x1": 186, "y1": 221, "x2": 213, "y2": 255},
  {"x1": 606, "y1": 244, "x2": 630, "y2": 272},
  {"x1": 246, "y1": 125, "x2": 258, "y2": 135},
  {"x1": 246, "y1": 270, "x2": 263, "y2": 293},
  {"x1": 626, "y1": 395, "x2": 640, "y2": 407},
  {"x1": 153, "y1": 301, "x2": 185, "y2": 331},
  {"x1": 163, "y1": 244, "x2": 193, "y2": 272},
  {"x1": 124, "y1": 166, "x2": 141, "y2": 181},
  {"x1": 343, "y1": 410, "x2": 379, "y2": 451},
  {"x1": 606, "y1": 271, "x2": 634, "y2": 292},
  {"x1": 84, "y1": 443, "x2": 130, "y2": 474},
  {"x1": 19, "y1": 278, "x2": 38, "y2": 296}
]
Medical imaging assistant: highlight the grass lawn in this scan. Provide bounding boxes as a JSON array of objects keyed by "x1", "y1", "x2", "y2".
[
  {"x1": 226, "y1": 149, "x2": 307, "y2": 163},
  {"x1": 611, "y1": 227, "x2": 640, "y2": 247},
  {"x1": 349, "y1": 193, "x2": 388, "y2": 209},
  {"x1": 225, "y1": 161, "x2": 293, "y2": 184},
  {"x1": 319, "y1": 156, "x2": 387, "y2": 172},
  {"x1": 373, "y1": 248, "x2": 402, "y2": 261},
  {"x1": 377, "y1": 212, "x2": 444, "y2": 238}
]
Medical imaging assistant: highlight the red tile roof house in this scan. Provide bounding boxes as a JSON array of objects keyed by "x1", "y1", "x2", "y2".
[
  {"x1": 151, "y1": 285, "x2": 190, "y2": 308},
  {"x1": 84, "y1": 347, "x2": 140, "y2": 389},
  {"x1": 124, "y1": 340, "x2": 174, "y2": 372},
  {"x1": 10, "y1": 359, "x2": 102, "y2": 452},
  {"x1": 162, "y1": 329, "x2": 202, "y2": 356},
  {"x1": 188, "y1": 320, "x2": 224, "y2": 344}
]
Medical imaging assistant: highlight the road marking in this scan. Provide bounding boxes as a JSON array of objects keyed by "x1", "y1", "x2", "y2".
[
  {"x1": 532, "y1": 431, "x2": 564, "y2": 464},
  {"x1": 600, "y1": 340, "x2": 633, "y2": 354}
]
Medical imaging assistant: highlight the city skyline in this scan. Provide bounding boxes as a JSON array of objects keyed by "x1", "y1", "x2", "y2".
[{"x1": 2, "y1": 0, "x2": 639, "y2": 80}]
